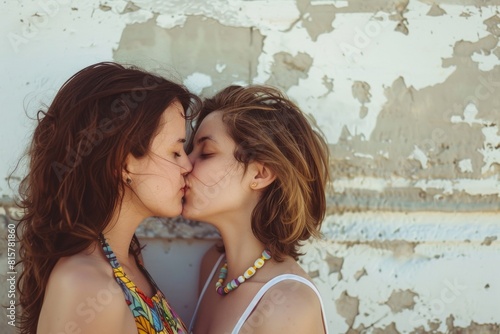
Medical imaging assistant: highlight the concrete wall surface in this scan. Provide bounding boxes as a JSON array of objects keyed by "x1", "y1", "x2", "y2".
[{"x1": 1, "y1": 0, "x2": 500, "y2": 333}]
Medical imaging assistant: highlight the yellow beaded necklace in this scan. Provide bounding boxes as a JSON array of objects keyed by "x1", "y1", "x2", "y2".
[{"x1": 216, "y1": 249, "x2": 272, "y2": 295}]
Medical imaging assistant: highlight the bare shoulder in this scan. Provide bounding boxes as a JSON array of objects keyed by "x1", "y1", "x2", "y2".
[
  {"x1": 198, "y1": 242, "x2": 225, "y2": 293},
  {"x1": 37, "y1": 253, "x2": 133, "y2": 334},
  {"x1": 50, "y1": 252, "x2": 110, "y2": 284},
  {"x1": 246, "y1": 279, "x2": 325, "y2": 334}
]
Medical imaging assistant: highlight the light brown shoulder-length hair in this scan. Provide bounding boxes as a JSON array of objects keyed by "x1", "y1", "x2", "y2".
[
  {"x1": 15, "y1": 62, "x2": 199, "y2": 334},
  {"x1": 188, "y1": 85, "x2": 330, "y2": 261}
]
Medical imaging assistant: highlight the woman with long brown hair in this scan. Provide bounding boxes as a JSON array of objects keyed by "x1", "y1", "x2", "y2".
[
  {"x1": 16, "y1": 62, "x2": 197, "y2": 334},
  {"x1": 183, "y1": 85, "x2": 330, "y2": 333}
]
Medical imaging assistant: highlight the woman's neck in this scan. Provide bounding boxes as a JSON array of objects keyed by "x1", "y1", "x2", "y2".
[
  {"x1": 102, "y1": 201, "x2": 145, "y2": 267},
  {"x1": 216, "y1": 217, "x2": 269, "y2": 279}
]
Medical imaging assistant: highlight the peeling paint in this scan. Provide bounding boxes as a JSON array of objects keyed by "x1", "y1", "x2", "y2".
[
  {"x1": 321, "y1": 212, "x2": 500, "y2": 242},
  {"x1": 265, "y1": 52, "x2": 313, "y2": 90},
  {"x1": 481, "y1": 236, "x2": 498, "y2": 246},
  {"x1": 3, "y1": 1, "x2": 500, "y2": 333},
  {"x1": 301, "y1": 231, "x2": 500, "y2": 333},
  {"x1": 351, "y1": 81, "x2": 371, "y2": 104},
  {"x1": 335, "y1": 291, "x2": 360, "y2": 328},
  {"x1": 114, "y1": 15, "x2": 264, "y2": 96},
  {"x1": 296, "y1": 0, "x2": 336, "y2": 41},
  {"x1": 325, "y1": 253, "x2": 344, "y2": 277},
  {"x1": 408, "y1": 145, "x2": 429, "y2": 170},
  {"x1": 458, "y1": 159, "x2": 473, "y2": 173},
  {"x1": 479, "y1": 125, "x2": 500, "y2": 174},
  {"x1": 471, "y1": 50, "x2": 500, "y2": 72},
  {"x1": 392, "y1": 0, "x2": 409, "y2": 35},
  {"x1": 427, "y1": 3, "x2": 447, "y2": 17},
  {"x1": 183, "y1": 72, "x2": 213, "y2": 95},
  {"x1": 372, "y1": 322, "x2": 399, "y2": 334},
  {"x1": 353, "y1": 268, "x2": 367, "y2": 281},
  {"x1": 385, "y1": 289, "x2": 418, "y2": 313}
]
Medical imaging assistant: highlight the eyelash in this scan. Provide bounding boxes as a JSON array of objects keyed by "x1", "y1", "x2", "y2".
[{"x1": 174, "y1": 152, "x2": 181, "y2": 158}]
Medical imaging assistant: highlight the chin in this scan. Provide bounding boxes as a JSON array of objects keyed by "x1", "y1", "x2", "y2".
[
  {"x1": 164, "y1": 203, "x2": 183, "y2": 218},
  {"x1": 183, "y1": 192, "x2": 218, "y2": 219},
  {"x1": 181, "y1": 202, "x2": 203, "y2": 221},
  {"x1": 181, "y1": 205, "x2": 193, "y2": 220}
]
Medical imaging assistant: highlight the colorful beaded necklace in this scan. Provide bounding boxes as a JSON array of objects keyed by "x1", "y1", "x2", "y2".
[{"x1": 216, "y1": 249, "x2": 272, "y2": 296}]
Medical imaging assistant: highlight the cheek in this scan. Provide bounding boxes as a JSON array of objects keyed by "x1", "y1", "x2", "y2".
[
  {"x1": 157, "y1": 162, "x2": 183, "y2": 184},
  {"x1": 190, "y1": 163, "x2": 213, "y2": 186},
  {"x1": 191, "y1": 159, "x2": 236, "y2": 187},
  {"x1": 186, "y1": 175, "x2": 225, "y2": 213},
  {"x1": 189, "y1": 174, "x2": 243, "y2": 216}
]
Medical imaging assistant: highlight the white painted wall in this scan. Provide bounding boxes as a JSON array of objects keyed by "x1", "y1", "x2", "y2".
[
  {"x1": 136, "y1": 212, "x2": 500, "y2": 333},
  {"x1": 2, "y1": 0, "x2": 500, "y2": 200},
  {"x1": 1, "y1": 0, "x2": 500, "y2": 333}
]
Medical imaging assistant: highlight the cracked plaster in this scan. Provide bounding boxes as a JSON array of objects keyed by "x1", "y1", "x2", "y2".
[{"x1": 2, "y1": 1, "x2": 500, "y2": 333}]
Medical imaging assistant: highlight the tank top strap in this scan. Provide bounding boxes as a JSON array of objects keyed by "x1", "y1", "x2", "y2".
[
  {"x1": 99, "y1": 234, "x2": 189, "y2": 333},
  {"x1": 232, "y1": 274, "x2": 329, "y2": 334},
  {"x1": 189, "y1": 253, "x2": 226, "y2": 333},
  {"x1": 99, "y1": 233, "x2": 120, "y2": 269}
]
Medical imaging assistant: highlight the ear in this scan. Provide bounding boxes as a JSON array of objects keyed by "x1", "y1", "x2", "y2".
[
  {"x1": 122, "y1": 153, "x2": 135, "y2": 184},
  {"x1": 249, "y1": 162, "x2": 276, "y2": 190}
]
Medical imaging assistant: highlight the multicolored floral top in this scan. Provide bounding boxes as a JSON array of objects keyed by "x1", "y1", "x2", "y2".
[{"x1": 100, "y1": 235, "x2": 188, "y2": 334}]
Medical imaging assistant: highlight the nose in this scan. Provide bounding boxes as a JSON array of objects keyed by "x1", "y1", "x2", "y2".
[
  {"x1": 187, "y1": 151, "x2": 195, "y2": 165},
  {"x1": 181, "y1": 153, "x2": 193, "y2": 176}
]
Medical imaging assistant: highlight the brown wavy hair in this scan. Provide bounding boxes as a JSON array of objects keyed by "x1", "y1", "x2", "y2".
[
  {"x1": 188, "y1": 85, "x2": 330, "y2": 261},
  {"x1": 15, "y1": 62, "x2": 199, "y2": 334}
]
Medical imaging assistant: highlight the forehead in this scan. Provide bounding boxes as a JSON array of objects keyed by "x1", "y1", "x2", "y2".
[
  {"x1": 155, "y1": 100, "x2": 186, "y2": 140},
  {"x1": 195, "y1": 111, "x2": 230, "y2": 140}
]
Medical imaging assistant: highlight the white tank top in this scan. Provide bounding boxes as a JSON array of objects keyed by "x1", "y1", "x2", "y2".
[{"x1": 189, "y1": 254, "x2": 329, "y2": 334}]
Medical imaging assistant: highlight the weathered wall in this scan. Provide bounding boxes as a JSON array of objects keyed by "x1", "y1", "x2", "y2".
[{"x1": 1, "y1": 0, "x2": 499, "y2": 333}]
